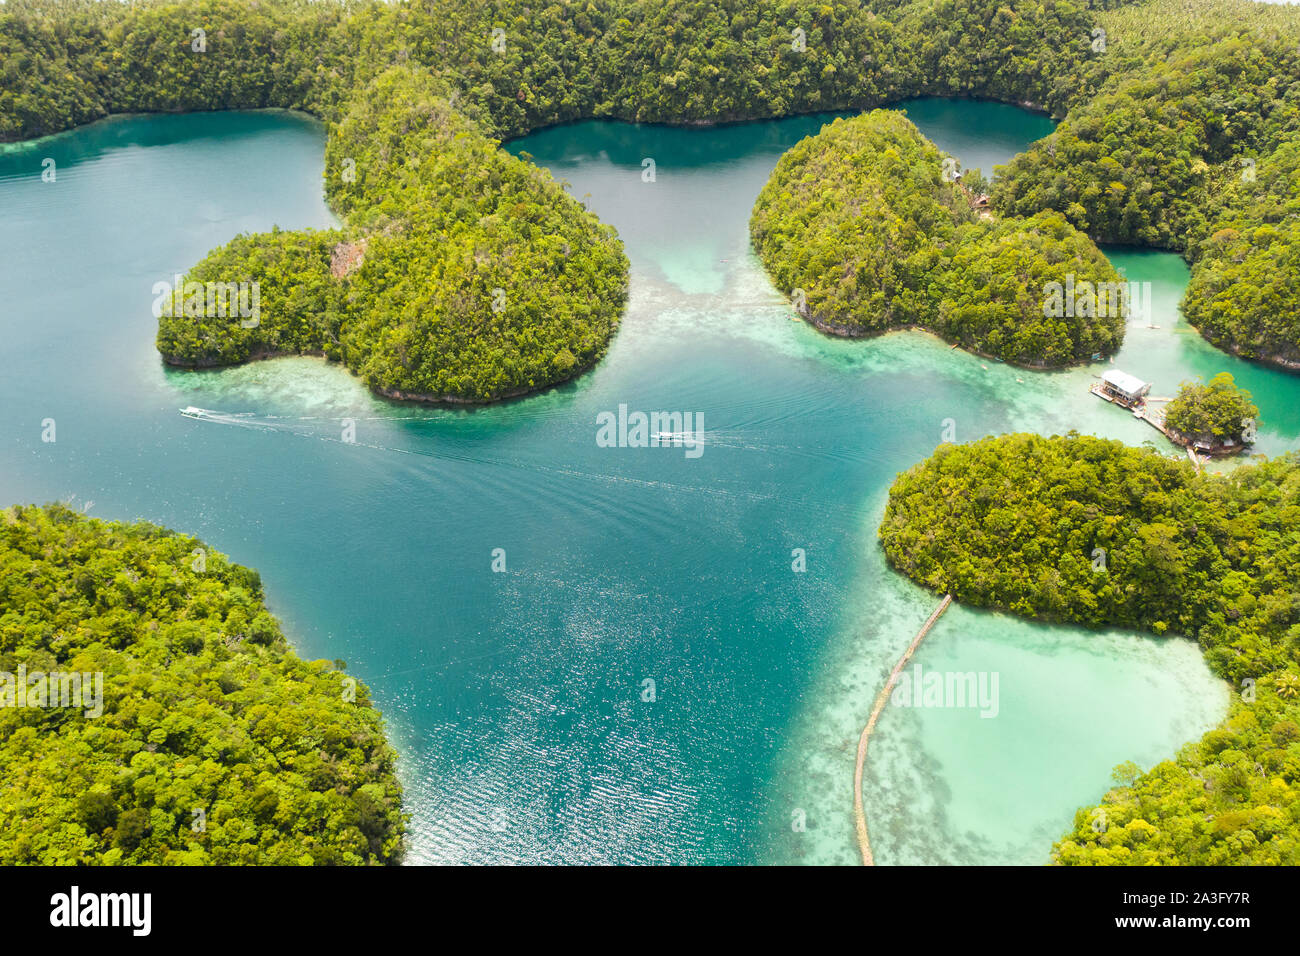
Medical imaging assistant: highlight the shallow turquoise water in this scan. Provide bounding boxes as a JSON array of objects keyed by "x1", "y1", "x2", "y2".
[{"x1": 2, "y1": 101, "x2": 1282, "y2": 864}]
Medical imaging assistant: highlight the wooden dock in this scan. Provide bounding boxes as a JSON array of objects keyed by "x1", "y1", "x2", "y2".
[
  {"x1": 1089, "y1": 382, "x2": 1171, "y2": 438},
  {"x1": 1135, "y1": 400, "x2": 1169, "y2": 436},
  {"x1": 853, "y1": 592, "x2": 953, "y2": 866},
  {"x1": 1091, "y1": 378, "x2": 1245, "y2": 459}
]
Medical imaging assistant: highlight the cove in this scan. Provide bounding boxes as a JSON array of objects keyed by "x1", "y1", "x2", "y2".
[{"x1": 4, "y1": 100, "x2": 1290, "y2": 864}]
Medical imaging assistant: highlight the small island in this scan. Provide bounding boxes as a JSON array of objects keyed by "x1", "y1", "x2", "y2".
[
  {"x1": 749, "y1": 111, "x2": 1125, "y2": 368},
  {"x1": 1162, "y1": 373, "x2": 1259, "y2": 457},
  {"x1": 156, "y1": 68, "x2": 629, "y2": 404},
  {"x1": 1091, "y1": 369, "x2": 1258, "y2": 460}
]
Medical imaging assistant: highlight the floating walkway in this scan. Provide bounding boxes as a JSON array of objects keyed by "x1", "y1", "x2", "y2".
[
  {"x1": 1133, "y1": 399, "x2": 1170, "y2": 438},
  {"x1": 1089, "y1": 385, "x2": 1242, "y2": 459},
  {"x1": 853, "y1": 592, "x2": 953, "y2": 866}
]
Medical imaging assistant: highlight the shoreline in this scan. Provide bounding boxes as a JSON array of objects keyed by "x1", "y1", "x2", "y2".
[
  {"x1": 800, "y1": 311, "x2": 1104, "y2": 372},
  {"x1": 161, "y1": 348, "x2": 602, "y2": 407}
]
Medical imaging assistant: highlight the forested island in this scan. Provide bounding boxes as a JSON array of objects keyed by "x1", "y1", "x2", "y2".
[
  {"x1": 7, "y1": 0, "x2": 1299, "y2": 391},
  {"x1": 880, "y1": 434, "x2": 1300, "y2": 863},
  {"x1": 156, "y1": 67, "x2": 628, "y2": 402},
  {"x1": 750, "y1": 111, "x2": 1124, "y2": 366},
  {"x1": 0, "y1": 505, "x2": 405, "y2": 864},
  {"x1": 1163, "y1": 373, "x2": 1258, "y2": 457}
]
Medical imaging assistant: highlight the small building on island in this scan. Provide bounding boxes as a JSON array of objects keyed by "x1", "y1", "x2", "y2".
[
  {"x1": 1096, "y1": 369, "x2": 1151, "y2": 408},
  {"x1": 1089, "y1": 368, "x2": 1248, "y2": 458}
]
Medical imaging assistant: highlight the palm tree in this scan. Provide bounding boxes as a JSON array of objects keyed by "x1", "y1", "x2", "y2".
[{"x1": 1274, "y1": 672, "x2": 1300, "y2": 700}]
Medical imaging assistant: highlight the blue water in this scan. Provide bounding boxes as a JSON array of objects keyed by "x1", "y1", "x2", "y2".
[{"x1": 1, "y1": 101, "x2": 1269, "y2": 864}]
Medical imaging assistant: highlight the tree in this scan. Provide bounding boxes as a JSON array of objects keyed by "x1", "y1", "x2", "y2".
[{"x1": 1164, "y1": 372, "x2": 1259, "y2": 446}]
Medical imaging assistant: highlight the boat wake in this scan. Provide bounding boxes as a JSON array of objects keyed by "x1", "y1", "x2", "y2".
[{"x1": 175, "y1": 406, "x2": 874, "y2": 530}]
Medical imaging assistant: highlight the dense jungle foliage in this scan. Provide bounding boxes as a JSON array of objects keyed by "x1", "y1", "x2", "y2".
[
  {"x1": 6, "y1": 0, "x2": 1300, "y2": 375},
  {"x1": 989, "y1": 0, "x2": 1300, "y2": 370},
  {"x1": 155, "y1": 226, "x2": 347, "y2": 365},
  {"x1": 323, "y1": 69, "x2": 627, "y2": 400},
  {"x1": 0, "y1": 0, "x2": 1109, "y2": 141},
  {"x1": 1055, "y1": 683, "x2": 1300, "y2": 865},
  {"x1": 0, "y1": 505, "x2": 405, "y2": 864},
  {"x1": 157, "y1": 67, "x2": 628, "y2": 401},
  {"x1": 1180, "y1": 141, "x2": 1300, "y2": 371},
  {"x1": 1164, "y1": 372, "x2": 1258, "y2": 447},
  {"x1": 1, "y1": 0, "x2": 1126, "y2": 396},
  {"x1": 750, "y1": 111, "x2": 1124, "y2": 366},
  {"x1": 8, "y1": 0, "x2": 1300, "y2": 865},
  {"x1": 880, "y1": 434, "x2": 1300, "y2": 863}
]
